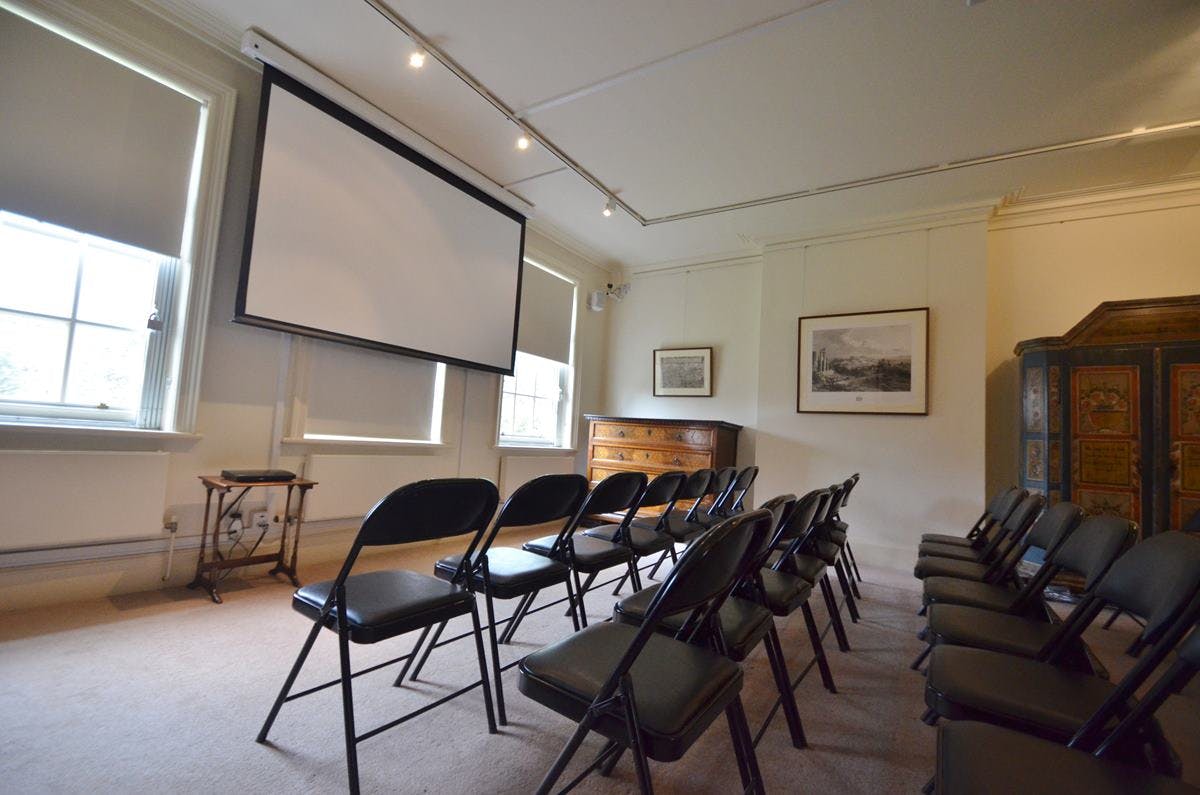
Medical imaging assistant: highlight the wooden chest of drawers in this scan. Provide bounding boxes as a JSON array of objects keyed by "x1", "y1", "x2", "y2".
[{"x1": 583, "y1": 415, "x2": 741, "y2": 485}]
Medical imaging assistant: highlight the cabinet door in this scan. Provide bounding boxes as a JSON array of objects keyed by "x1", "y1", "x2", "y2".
[
  {"x1": 1066, "y1": 348, "x2": 1155, "y2": 533},
  {"x1": 1162, "y1": 345, "x2": 1200, "y2": 533}
]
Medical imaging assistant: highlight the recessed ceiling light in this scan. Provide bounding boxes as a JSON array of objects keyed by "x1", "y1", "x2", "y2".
[
  {"x1": 602, "y1": 199, "x2": 614, "y2": 217},
  {"x1": 516, "y1": 135, "x2": 530, "y2": 150},
  {"x1": 408, "y1": 50, "x2": 426, "y2": 69}
]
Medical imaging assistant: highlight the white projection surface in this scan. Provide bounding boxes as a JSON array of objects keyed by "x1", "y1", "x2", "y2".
[{"x1": 238, "y1": 73, "x2": 525, "y2": 373}]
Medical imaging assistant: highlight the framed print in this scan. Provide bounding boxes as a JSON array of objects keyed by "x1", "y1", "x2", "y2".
[
  {"x1": 654, "y1": 347, "x2": 713, "y2": 397},
  {"x1": 797, "y1": 307, "x2": 929, "y2": 414}
]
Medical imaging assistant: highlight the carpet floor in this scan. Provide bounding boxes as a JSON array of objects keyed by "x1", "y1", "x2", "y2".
[{"x1": 1, "y1": 530, "x2": 1196, "y2": 793}]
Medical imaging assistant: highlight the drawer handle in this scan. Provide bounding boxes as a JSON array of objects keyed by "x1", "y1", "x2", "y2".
[
  {"x1": 616, "y1": 452, "x2": 624, "y2": 460},
  {"x1": 617, "y1": 430, "x2": 625, "y2": 437},
  {"x1": 672, "y1": 457, "x2": 681, "y2": 465},
  {"x1": 675, "y1": 433, "x2": 683, "y2": 441}
]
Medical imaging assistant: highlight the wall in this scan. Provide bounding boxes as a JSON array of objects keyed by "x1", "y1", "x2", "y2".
[
  {"x1": 755, "y1": 220, "x2": 989, "y2": 568},
  {"x1": 604, "y1": 257, "x2": 763, "y2": 466},
  {"x1": 0, "y1": 1, "x2": 613, "y2": 610},
  {"x1": 985, "y1": 185, "x2": 1200, "y2": 497}
]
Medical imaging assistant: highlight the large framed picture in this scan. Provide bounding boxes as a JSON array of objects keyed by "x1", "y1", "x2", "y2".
[
  {"x1": 797, "y1": 307, "x2": 929, "y2": 415},
  {"x1": 654, "y1": 347, "x2": 713, "y2": 397}
]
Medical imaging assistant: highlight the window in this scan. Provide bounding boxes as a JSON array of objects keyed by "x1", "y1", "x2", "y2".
[
  {"x1": 498, "y1": 260, "x2": 577, "y2": 448},
  {"x1": 499, "y1": 352, "x2": 572, "y2": 446},
  {"x1": 0, "y1": 211, "x2": 176, "y2": 426}
]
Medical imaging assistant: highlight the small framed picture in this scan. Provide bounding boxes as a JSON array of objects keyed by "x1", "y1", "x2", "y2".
[
  {"x1": 797, "y1": 307, "x2": 929, "y2": 415},
  {"x1": 653, "y1": 347, "x2": 713, "y2": 397}
]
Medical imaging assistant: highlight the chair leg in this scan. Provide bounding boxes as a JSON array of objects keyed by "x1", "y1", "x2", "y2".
[
  {"x1": 619, "y1": 674, "x2": 654, "y2": 794},
  {"x1": 257, "y1": 617, "x2": 323, "y2": 742},
  {"x1": 408, "y1": 619, "x2": 448, "y2": 681},
  {"x1": 647, "y1": 549, "x2": 670, "y2": 579},
  {"x1": 819, "y1": 575, "x2": 851, "y2": 652},
  {"x1": 393, "y1": 623, "x2": 432, "y2": 686},
  {"x1": 535, "y1": 712, "x2": 597, "y2": 795},
  {"x1": 910, "y1": 643, "x2": 933, "y2": 671},
  {"x1": 922, "y1": 775, "x2": 935, "y2": 794},
  {"x1": 482, "y1": 588, "x2": 507, "y2": 725},
  {"x1": 844, "y1": 554, "x2": 863, "y2": 600},
  {"x1": 668, "y1": 545, "x2": 678, "y2": 565},
  {"x1": 834, "y1": 558, "x2": 860, "y2": 622},
  {"x1": 599, "y1": 744, "x2": 626, "y2": 777},
  {"x1": 336, "y1": 605, "x2": 360, "y2": 795},
  {"x1": 801, "y1": 601, "x2": 837, "y2": 693},
  {"x1": 921, "y1": 708, "x2": 939, "y2": 726},
  {"x1": 499, "y1": 591, "x2": 536, "y2": 645},
  {"x1": 469, "y1": 599, "x2": 499, "y2": 734},
  {"x1": 726, "y1": 695, "x2": 765, "y2": 795},
  {"x1": 918, "y1": 604, "x2": 928, "y2": 617},
  {"x1": 611, "y1": 571, "x2": 630, "y2": 596},
  {"x1": 764, "y1": 626, "x2": 807, "y2": 748},
  {"x1": 845, "y1": 540, "x2": 864, "y2": 584},
  {"x1": 1102, "y1": 608, "x2": 1123, "y2": 630},
  {"x1": 628, "y1": 558, "x2": 644, "y2": 592},
  {"x1": 566, "y1": 570, "x2": 597, "y2": 619},
  {"x1": 564, "y1": 576, "x2": 581, "y2": 632}
]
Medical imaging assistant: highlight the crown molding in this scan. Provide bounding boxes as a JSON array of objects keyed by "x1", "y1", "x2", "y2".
[
  {"x1": 124, "y1": 0, "x2": 248, "y2": 65},
  {"x1": 759, "y1": 201, "x2": 997, "y2": 253},
  {"x1": 990, "y1": 175, "x2": 1200, "y2": 230},
  {"x1": 625, "y1": 249, "x2": 763, "y2": 278},
  {"x1": 526, "y1": 219, "x2": 621, "y2": 276}
]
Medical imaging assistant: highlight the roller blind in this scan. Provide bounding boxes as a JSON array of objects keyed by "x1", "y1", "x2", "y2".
[
  {"x1": 0, "y1": 8, "x2": 201, "y2": 257},
  {"x1": 517, "y1": 264, "x2": 575, "y2": 365}
]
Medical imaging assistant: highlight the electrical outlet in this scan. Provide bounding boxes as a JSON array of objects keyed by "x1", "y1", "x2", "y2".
[{"x1": 250, "y1": 511, "x2": 271, "y2": 531}]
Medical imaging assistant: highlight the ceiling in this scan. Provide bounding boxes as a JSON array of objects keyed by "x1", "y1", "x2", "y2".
[{"x1": 147, "y1": 0, "x2": 1200, "y2": 269}]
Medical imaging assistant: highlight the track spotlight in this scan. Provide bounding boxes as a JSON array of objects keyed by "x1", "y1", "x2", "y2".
[
  {"x1": 602, "y1": 198, "x2": 614, "y2": 217},
  {"x1": 408, "y1": 50, "x2": 426, "y2": 68},
  {"x1": 516, "y1": 135, "x2": 530, "y2": 150}
]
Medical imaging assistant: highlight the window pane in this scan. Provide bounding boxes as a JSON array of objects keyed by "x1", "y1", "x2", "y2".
[
  {"x1": 0, "y1": 219, "x2": 79, "y2": 316},
  {"x1": 75, "y1": 245, "x2": 159, "y2": 328},
  {"x1": 533, "y1": 397, "x2": 557, "y2": 441},
  {"x1": 512, "y1": 394, "x2": 534, "y2": 436},
  {"x1": 534, "y1": 362, "x2": 559, "y2": 399},
  {"x1": 63, "y1": 324, "x2": 147, "y2": 408},
  {"x1": 514, "y1": 354, "x2": 536, "y2": 396},
  {"x1": 0, "y1": 311, "x2": 69, "y2": 401}
]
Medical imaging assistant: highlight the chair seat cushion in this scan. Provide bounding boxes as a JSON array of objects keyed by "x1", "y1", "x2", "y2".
[
  {"x1": 927, "y1": 604, "x2": 1059, "y2": 658},
  {"x1": 919, "y1": 542, "x2": 984, "y2": 561},
  {"x1": 786, "y1": 554, "x2": 827, "y2": 584},
  {"x1": 613, "y1": 585, "x2": 773, "y2": 662},
  {"x1": 433, "y1": 547, "x2": 569, "y2": 599},
  {"x1": 922, "y1": 576, "x2": 1022, "y2": 612},
  {"x1": 810, "y1": 540, "x2": 841, "y2": 565},
  {"x1": 518, "y1": 622, "x2": 743, "y2": 762},
  {"x1": 523, "y1": 533, "x2": 633, "y2": 571},
  {"x1": 759, "y1": 568, "x2": 814, "y2": 615},
  {"x1": 584, "y1": 523, "x2": 675, "y2": 555},
  {"x1": 293, "y1": 570, "x2": 473, "y2": 644},
  {"x1": 936, "y1": 721, "x2": 1198, "y2": 795},
  {"x1": 914, "y1": 557, "x2": 992, "y2": 581},
  {"x1": 925, "y1": 646, "x2": 1121, "y2": 738},
  {"x1": 920, "y1": 533, "x2": 977, "y2": 548},
  {"x1": 829, "y1": 528, "x2": 847, "y2": 546},
  {"x1": 653, "y1": 511, "x2": 710, "y2": 543}
]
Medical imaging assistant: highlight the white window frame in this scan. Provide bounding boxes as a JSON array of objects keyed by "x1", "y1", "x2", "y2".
[
  {"x1": 0, "y1": 0, "x2": 236, "y2": 436},
  {"x1": 497, "y1": 259, "x2": 578, "y2": 450}
]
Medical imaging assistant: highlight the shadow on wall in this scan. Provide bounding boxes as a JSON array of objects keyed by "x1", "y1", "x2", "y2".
[{"x1": 985, "y1": 357, "x2": 1020, "y2": 499}]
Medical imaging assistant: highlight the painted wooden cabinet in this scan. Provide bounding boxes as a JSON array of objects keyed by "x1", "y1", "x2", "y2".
[
  {"x1": 583, "y1": 415, "x2": 740, "y2": 485},
  {"x1": 1015, "y1": 295, "x2": 1200, "y2": 536}
]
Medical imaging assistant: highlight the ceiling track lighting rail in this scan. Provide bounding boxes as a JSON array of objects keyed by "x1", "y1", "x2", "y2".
[{"x1": 361, "y1": 0, "x2": 1200, "y2": 228}]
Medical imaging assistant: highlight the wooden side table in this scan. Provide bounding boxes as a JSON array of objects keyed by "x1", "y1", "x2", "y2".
[{"x1": 188, "y1": 475, "x2": 317, "y2": 603}]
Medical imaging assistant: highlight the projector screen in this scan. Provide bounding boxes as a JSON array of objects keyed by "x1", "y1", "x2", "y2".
[{"x1": 236, "y1": 66, "x2": 526, "y2": 374}]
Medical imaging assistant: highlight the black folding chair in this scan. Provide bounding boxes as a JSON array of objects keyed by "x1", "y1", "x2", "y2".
[
  {"x1": 798, "y1": 481, "x2": 863, "y2": 624},
  {"x1": 914, "y1": 493, "x2": 1045, "y2": 582},
  {"x1": 256, "y1": 479, "x2": 500, "y2": 794},
  {"x1": 689, "y1": 466, "x2": 739, "y2": 529},
  {"x1": 918, "y1": 488, "x2": 1028, "y2": 560},
  {"x1": 929, "y1": 611, "x2": 1200, "y2": 793},
  {"x1": 523, "y1": 471, "x2": 646, "y2": 626},
  {"x1": 518, "y1": 509, "x2": 775, "y2": 794},
  {"x1": 829, "y1": 473, "x2": 863, "y2": 583},
  {"x1": 920, "y1": 486, "x2": 1021, "y2": 549},
  {"x1": 584, "y1": 470, "x2": 687, "y2": 594},
  {"x1": 776, "y1": 486, "x2": 855, "y2": 651},
  {"x1": 614, "y1": 495, "x2": 814, "y2": 750},
  {"x1": 645, "y1": 468, "x2": 715, "y2": 578},
  {"x1": 387, "y1": 474, "x2": 591, "y2": 726}
]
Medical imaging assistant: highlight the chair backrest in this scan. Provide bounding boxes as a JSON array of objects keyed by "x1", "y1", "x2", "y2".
[
  {"x1": 774, "y1": 488, "x2": 827, "y2": 551},
  {"x1": 358, "y1": 478, "x2": 499, "y2": 547},
  {"x1": 1024, "y1": 501, "x2": 1085, "y2": 553},
  {"x1": 547, "y1": 471, "x2": 646, "y2": 554},
  {"x1": 986, "y1": 486, "x2": 1017, "y2": 516},
  {"x1": 753, "y1": 494, "x2": 798, "y2": 571},
  {"x1": 1051, "y1": 514, "x2": 1134, "y2": 590},
  {"x1": 1095, "y1": 531, "x2": 1200, "y2": 643},
  {"x1": 838, "y1": 473, "x2": 860, "y2": 509},
  {"x1": 636, "y1": 470, "x2": 688, "y2": 533},
  {"x1": 727, "y1": 465, "x2": 759, "y2": 512},
  {"x1": 988, "y1": 487, "x2": 1028, "y2": 530},
  {"x1": 680, "y1": 468, "x2": 715, "y2": 520},
  {"x1": 979, "y1": 492, "x2": 1042, "y2": 562},
  {"x1": 459, "y1": 474, "x2": 589, "y2": 569}
]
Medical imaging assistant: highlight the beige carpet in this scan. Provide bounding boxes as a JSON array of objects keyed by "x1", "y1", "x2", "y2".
[{"x1": 0, "y1": 532, "x2": 1195, "y2": 793}]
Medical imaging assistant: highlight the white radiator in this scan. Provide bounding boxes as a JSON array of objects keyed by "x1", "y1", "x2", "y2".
[
  {"x1": 0, "y1": 450, "x2": 169, "y2": 550},
  {"x1": 303, "y1": 453, "x2": 458, "y2": 521},
  {"x1": 499, "y1": 454, "x2": 577, "y2": 500}
]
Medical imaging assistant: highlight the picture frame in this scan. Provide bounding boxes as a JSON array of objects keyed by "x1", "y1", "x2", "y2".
[
  {"x1": 653, "y1": 347, "x2": 713, "y2": 397},
  {"x1": 797, "y1": 307, "x2": 929, "y2": 415}
]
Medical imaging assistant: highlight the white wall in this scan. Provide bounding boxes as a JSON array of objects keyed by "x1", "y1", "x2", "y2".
[
  {"x1": 756, "y1": 221, "x2": 988, "y2": 567},
  {"x1": 605, "y1": 258, "x2": 762, "y2": 465},
  {"x1": 0, "y1": 1, "x2": 613, "y2": 610},
  {"x1": 985, "y1": 185, "x2": 1200, "y2": 497}
]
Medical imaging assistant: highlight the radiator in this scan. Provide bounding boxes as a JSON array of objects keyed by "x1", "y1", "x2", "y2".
[
  {"x1": 499, "y1": 454, "x2": 577, "y2": 500},
  {"x1": 0, "y1": 450, "x2": 169, "y2": 550}
]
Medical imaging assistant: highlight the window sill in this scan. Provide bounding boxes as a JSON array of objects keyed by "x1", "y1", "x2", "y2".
[
  {"x1": 495, "y1": 444, "x2": 578, "y2": 454},
  {"x1": 281, "y1": 436, "x2": 448, "y2": 453},
  {"x1": 0, "y1": 427, "x2": 201, "y2": 451}
]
